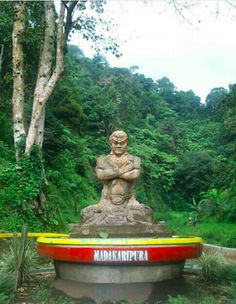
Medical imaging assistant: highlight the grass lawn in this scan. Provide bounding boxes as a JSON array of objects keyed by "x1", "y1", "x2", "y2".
[{"x1": 154, "y1": 211, "x2": 236, "y2": 248}]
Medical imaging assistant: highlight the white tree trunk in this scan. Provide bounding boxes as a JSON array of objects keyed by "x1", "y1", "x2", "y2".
[
  {"x1": 35, "y1": 106, "x2": 45, "y2": 147},
  {"x1": 33, "y1": 1, "x2": 55, "y2": 148},
  {"x1": 12, "y1": 1, "x2": 26, "y2": 160},
  {"x1": 25, "y1": 1, "x2": 65, "y2": 154}
]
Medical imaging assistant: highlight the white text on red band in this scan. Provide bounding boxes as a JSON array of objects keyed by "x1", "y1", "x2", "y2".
[{"x1": 94, "y1": 250, "x2": 148, "y2": 262}]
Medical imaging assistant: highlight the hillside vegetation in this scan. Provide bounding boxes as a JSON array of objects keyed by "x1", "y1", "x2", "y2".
[{"x1": 1, "y1": 44, "x2": 235, "y2": 233}]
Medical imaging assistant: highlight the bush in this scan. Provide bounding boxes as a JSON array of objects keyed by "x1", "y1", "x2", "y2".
[
  {"x1": 0, "y1": 272, "x2": 15, "y2": 304},
  {"x1": 200, "y1": 253, "x2": 224, "y2": 283},
  {"x1": 168, "y1": 295, "x2": 191, "y2": 304},
  {"x1": 33, "y1": 284, "x2": 52, "y2": 303},
  {"x1": 34, "y1": 283, "x2": 74, "y2": 304},
  {"x1": 168, "y1": 294, "x2": 219, "y2": 304},
  {"x1": 175, "y1": 151, "x2": 217, "y2": 202},
  {"x1": 198, "y1": 297, "x2": 219, "y2": 304},
  {"x1": 200, "y1": 253, "x2": 236, "y2": 283},
  {"x1": 0, "y1": 241, "x2": 38, "y2": 283},
  {"x1": 227, "y1": 282, "x2": 236, "y2": 303},
  {"x1": 0, "y1": 227, "x2": 38, "y2": 289}
]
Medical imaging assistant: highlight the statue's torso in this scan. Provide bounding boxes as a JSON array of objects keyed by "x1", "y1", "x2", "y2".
[{"x1": 97, "y1": 154, "x2": 139, "y2": 206}]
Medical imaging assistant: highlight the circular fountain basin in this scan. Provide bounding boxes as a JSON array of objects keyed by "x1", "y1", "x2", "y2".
[
  {"x1": 37, "y1": 236, "x2": 203, "y2": 265},
  {"x1": 37, "y1": 236, "x2": 203, "y2": 302}
]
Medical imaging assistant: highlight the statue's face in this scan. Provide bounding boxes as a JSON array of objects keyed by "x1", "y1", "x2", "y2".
[{"x1": 111, "y1": 138, "x2": 128, "y2": 156}]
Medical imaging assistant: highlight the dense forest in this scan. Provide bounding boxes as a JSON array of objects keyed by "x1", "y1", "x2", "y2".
[{"x1": 0, "y1": 1, "x2": 236, "y2": 233}]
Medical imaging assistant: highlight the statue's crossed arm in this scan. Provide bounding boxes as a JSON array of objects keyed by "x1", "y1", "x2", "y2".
[{"x1": 96, "y1": 156, "x2": 140, "y2": 181}]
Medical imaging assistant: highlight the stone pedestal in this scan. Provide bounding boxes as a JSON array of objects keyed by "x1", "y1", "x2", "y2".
[{"x1": 69, "y1": 222, "x2": 169, "y2": 238}]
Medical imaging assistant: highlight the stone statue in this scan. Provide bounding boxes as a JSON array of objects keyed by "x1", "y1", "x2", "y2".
[{"x1": 81, "y1": 131, "x2": 153, "y2": 226}]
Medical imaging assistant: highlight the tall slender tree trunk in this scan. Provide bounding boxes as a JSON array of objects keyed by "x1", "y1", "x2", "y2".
[
  {"x1": 32, "y1": 2, "x2": 55, "y2": 148},
  {"x1": 12, "y1": 1, "x2": 26, "y2": 161},
  {"x1": 25, "y1": 1, "x2": 65, "y2": 154}
]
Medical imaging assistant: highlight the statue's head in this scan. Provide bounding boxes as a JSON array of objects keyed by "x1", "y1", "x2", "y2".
[{"x1": 109, "y1": 130, "x2": 128, "y2": 156}]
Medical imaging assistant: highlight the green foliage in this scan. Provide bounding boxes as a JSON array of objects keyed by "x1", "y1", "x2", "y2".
[
  {"x1": 0, "y1": 230, "x2": 38, "y2": 288},
  {"x1": 227, "y1": 283, "x2": 236, "y2": 303},
  {"x1": 0, "y1": 146, "x2": 60, "y2": 231},
  {"x1": 127, "y1": 126, "x2": 177, "y2": 210},
  {"x1": 175, "y1": 151, "x2": 217, "y2": 201},
  {"x1": 0, "y1": 140, "x2": 14, "y2": 165},
  {"x1": 27, "y1": 45, "x2": 236, "y2": 228},
  {"x1": 0, "y1": 227, "x2": 37, "y2": 303},
  {"x1": 0, "y1": 7, "x2": 236, "y2": 231},
  {"x1": 199, "y1": 185, "x2": 236, "y2": 223},
  {"x1": 198, "y1": 297, "x2": 219, "y2": 304},
  {"x1": 200, "y1": 253, "x2": 236, "y2": 283},
  {"x1": 222, "y1": 84, "x2": 236, "y2": 139},
  {"x1": 0, "y1": 273, "x2": 15, "y2": 304},
  {"x1": 205, "y1": 87, "x2": 228, "y2": 119},
  {"x1": 0, "y1": 147, "x2": 48, "y2": 227},
  {"x1": 220, "y1": 181, "x2": 236, "y2": 223},
  {"x1": 200, "y1": 253, "x2": 224, "y2": 283},
  {"x1": 33, "y1": 285, "x2": 52, "y2": 303},
  {"x1": 168, "y1": 294, "x2": 219, "y2": 304},
  {"x1": 0, "y1": 146, "x2": 44, "y2": 208},
  {"x1": 186, "y1": 198, "x2": 206, "y2": 221},
  {"x1": 157, "y1": 211, "x2": 236, "y2": 247},
  {"x1": 34, "y1": 283, "x2": 74, "y2": 304},
  {"x1": 168, "y1": 295, "x2": 192, "y2": 304}
]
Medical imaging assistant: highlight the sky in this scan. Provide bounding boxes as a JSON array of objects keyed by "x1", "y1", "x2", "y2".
[{"x1": 73, "y1": 0, "x2": 236, "y2": 103}]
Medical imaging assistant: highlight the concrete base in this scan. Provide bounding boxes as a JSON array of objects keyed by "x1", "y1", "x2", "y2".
[
  {"x1": 53, "y1": 261, "x2": 184, "y2": 302},
  {"x1": 53, "y1": 280, "x2": 154, "y2": 303},
  {"x1": 54, "y1": 261, "x2": 184, "y2": 283},
  {"x1": 53, "y1": 276, "x2": 187, "y2": 303}
]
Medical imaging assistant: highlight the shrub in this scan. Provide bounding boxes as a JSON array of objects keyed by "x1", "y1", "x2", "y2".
[
  {"x1": 198, "y1": 296, "x2": 219, "y2": 304},
  {"x1": 0, "y1": 272, "x2": 15, "y2": 304},
  {"x1": 168, "y1": 294, "x2": 219, "y2": 304},
  {"x1": 33, "y1": 284, "x2": 52, "y2": 303},
  {"x1": 200, "y1": 253, "x2": 236, "y2": 283},
  {"x1": 0, "y1": 242, "x2": 38, "y2": 283},
  {"x1": 227, "y1": 282, "x2": 236, "y2": 303},
  {"x1": 200, "y1": 253, "x2": 224, "y2": 283},
  {"x1": 168, "y1": 295, "x2": 191, "y2": 304},
  {"x1": 34, "y1": 283, "x2": 74, "y2": 304}
]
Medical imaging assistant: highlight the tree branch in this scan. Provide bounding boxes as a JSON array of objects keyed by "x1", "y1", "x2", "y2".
[
  {"x1": 64, "y1": 1, "x2": 78, "y2": 42},
  {"x1": 224, "y1": 0, "x2": 236, "y2": 9}
]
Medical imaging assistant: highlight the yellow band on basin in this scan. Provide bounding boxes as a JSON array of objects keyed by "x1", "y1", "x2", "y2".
[
  {"x1": 0, "y1": 233, "x2": 69, "y2": 239},
  {"x1": 37, "y1": 236, "x2": 203, "y2": 246}
]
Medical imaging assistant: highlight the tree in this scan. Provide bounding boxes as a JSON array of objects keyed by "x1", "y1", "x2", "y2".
[
  {"x1": 205, "y1": 87, "x2": 228, "y2": 119},
  {"x1": 221, "y1": 85, "x2": 236, "y2": 138},
  {"x1": 10, "y1": 0, "x2": 119, "y2": 211},
  {"x1": 12, "y1": 1, "x2": 119, "y2": 159},
  {"x1": 175, "y1": 151, "x2": 217, "y2": 201},
  {"x1": 12, "y1": 1, "x2": 65, "y2": 159},
  {"x1": 156, "y1": 77, "x2": 176, "y2": 102}
]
